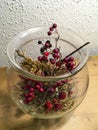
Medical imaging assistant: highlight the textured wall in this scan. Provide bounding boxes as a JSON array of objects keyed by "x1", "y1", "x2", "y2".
[{"x1": 0, "y1": 0, "x2": 98, "y2": 66}]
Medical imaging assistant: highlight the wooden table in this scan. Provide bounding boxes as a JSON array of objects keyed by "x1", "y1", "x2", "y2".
[{"x1": 0, "y1": 56, "x2": 98, "y2": 130}]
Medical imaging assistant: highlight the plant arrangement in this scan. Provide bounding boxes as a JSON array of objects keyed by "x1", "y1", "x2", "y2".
[{"x1": 16, "y1": 23, "x2": 89, "y2": 114}]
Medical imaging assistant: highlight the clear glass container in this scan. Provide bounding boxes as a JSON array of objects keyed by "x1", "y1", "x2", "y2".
[{"x1": 7, "y1": 27, "x2": 89, "y2": 119}]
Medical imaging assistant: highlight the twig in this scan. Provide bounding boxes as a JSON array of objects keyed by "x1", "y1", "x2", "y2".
[{"x1": 65, "y1": 42, "x2": 90, "y2": 58}]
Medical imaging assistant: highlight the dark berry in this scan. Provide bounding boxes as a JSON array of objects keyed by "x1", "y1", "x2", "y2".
[
  {"x1": 40, "y1": 47, "x2": 45, "y2": 53},
  {"x1": 61, "y1": 79, "x2": 68, "y2": 83},
  {"x1": 29, "y1": 88, "x2": 34, "y2": 92},
  {"x1": 52, "y1": 23, "x2": 57, "y2": 28},
  {"x1": 38, "y1": 40, "x2": 42, "y2": 44},
  {"x1": 47, "y1": 31, "x2": 52, "y2": 36},
  {"x1": 46, "y1": 40, "x2": 50, "y2": 43},
  {"x1": 54, "y1": 103, "x2": 62, "y2": 111},
  {"x1": 49, "y1": 27, "x2": 54, "y2": 31}
]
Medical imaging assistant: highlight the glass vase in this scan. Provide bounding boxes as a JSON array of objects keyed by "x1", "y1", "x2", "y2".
[{"x1": 7, "y1": 26, "x2": 89, "y2": 119}]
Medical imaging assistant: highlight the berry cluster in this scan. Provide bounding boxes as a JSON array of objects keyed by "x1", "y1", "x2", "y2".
[
  {"x1": 20, "y1": 76, "x2": 44, "y2": 104},
  {"x1": 37, "y1": 40, "x2": 52, "y2": 62},
  {"x1": 16, "y1": 23, "x2": 89, "y2": 115},
  {"x1": 19, "y1": 75, "x2": 73, "y2": 113},
  {"x1": 47, "y1": 23, "x2": 57, "y2": 36},
  {"x1": 17, "y1": 23, "x2": 76, "y2": 114},
  {"x1": 37, "y1": 23, "x2": 76, "y2": 76},
  {"x1": 44, "y1": 99, "x2": 64, "y2": 112}
]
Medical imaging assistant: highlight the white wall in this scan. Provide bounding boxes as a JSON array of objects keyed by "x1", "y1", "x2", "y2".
[{"x1": 0, "y1": 0, "x2": 98, "y2": 66}]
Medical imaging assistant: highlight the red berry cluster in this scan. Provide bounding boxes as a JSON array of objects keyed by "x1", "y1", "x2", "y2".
[
  {"x1": 37, "y1": 23, "x2": 76, "y2": 76},
  {"x1": 63, "y1": 56, "x2": 75, "y2": 71},
  {"x1": 44, "y1": 97, "x2": 64, "y2": 112},
  {"x1": 20, "y1": 76, "x2": 44, "y2": 104},
  {"x1": 47, "y1": 23, "x2": 57, "y2": 36},
  {"x1": 19, "y1": 75, "x2": 73, "y2": 113}
]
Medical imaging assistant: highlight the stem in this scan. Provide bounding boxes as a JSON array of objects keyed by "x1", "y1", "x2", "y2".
[
  {"x1": 54, "y1": 42, "x2": 90, "y2": 75},
  {"x1": 55, "y1": 28, "x2": 60, "y2": 48},
  {"x1": 65, "y1": 42, "x2": 90, "y2": 58}
]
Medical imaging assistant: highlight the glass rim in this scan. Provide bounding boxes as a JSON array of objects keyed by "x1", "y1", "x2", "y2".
[{"x1": 7, "y1": 27, "x2": 89, "y2": 81}]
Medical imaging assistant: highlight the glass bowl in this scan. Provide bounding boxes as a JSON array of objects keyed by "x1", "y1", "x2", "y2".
[{"x1": 7, "y1": 26, "x2": 89, "y2": 119}]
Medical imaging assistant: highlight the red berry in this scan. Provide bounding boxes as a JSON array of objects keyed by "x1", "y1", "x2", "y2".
[
  {"x1": 38, "y1": 56, "x2": 42, "y2": 61},
  {"x1": 47, "y1": 31, "x2": 52, "y2": 36},
  {"x1": 52, "y1": 23, "x2": 57, "y2": 28},
  {"x1": 61, "y1": 79, "x2": 68, "y2": 83},
  {"x1": 59, "y1": 92, "x2": 66, "y2": 100},
  {"x1": 54, "y1": 103, "x2": 62, "y2": 111},
  {"x1": 39, "y1": 88, "x2": 44, "y2": 92},
  {"x1": 68, "y1": 56, "x2": 74, "y2": 62},
  {"x1": 35, "y1": 84, "x2": 40, "y2": 89},
  {"x1": 45, "y1": 101, "x2": 53, "y2": 109},
  {"x1": 53, "y1": 48, "x2": 59, "y2": 53},
  {"x1": 43, "y1": 51, "x2": 50, "y2": 57},
  {"x1": 27, "y1": 97, "x2": 32, "y2": 102},
  {"x1": 53, "y1": 53, "x2": 60, "y2": 58},
  {"x1": 29, "y1": 87, "x2": 34, "y2": 92},
  {"x1": 24, "y1": 93, "x2": 29, "y2": 98},
  {"x1": 45, "y1": 42, "x2": 50, "y2": 48},
  {"x1": 50, "y1": 58, "x2": 56, "y2": 64},
  {"x1": 49, "y1": 87, "x2": 55, "y2": 93},
  {"x1": 57, "y1": 81, "x2": 63, "y2": 86},
  {"x1": 56, "y1": 61, "x2": 61, "y2": 67},
  {"x1": 42, "y1": 56, "x2": 48, "y2": 61},
  {"x1": 29, "y1": 92, "x2": 34, "y2": 97}
]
